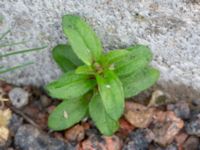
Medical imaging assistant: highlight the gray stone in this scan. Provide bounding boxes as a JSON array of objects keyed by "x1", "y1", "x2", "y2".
[
  {"x1": 15, "y1": 125, "x2": 75, "y2": 150},
  {"x1": 183, "y1": 136, "x2": 200, "y2": 150},
  {"x1": 149, "y1": 143, "x2": 178, "y2": 150},
  {"x1": 191, "y1": 99, "x2": 200, "y2": 107},
  {"x1": 8, "y1": 114, "x2": 23, "y2": 134},
  {"x1": 167, "y1": 101, "x2": 190, "y2": 119},
  {"x1": 8, "y1": 87, "x2": 29, "y2": 108},
  {"x1": 0, "y1": 0, "x2": 200, "y2": 99},
  {"x1": 123, "y1": 129, "x2": 154, "y2": 150},
  {"x1": 40, "y1": 95, "x2": 52, "y2": 107},
  {"x1": 185, "y1": 114, "x2": 200, "y2": 137}
]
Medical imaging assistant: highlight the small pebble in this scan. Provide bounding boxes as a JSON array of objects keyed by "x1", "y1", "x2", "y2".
[
  {"x1": 53, "y1": 132, "x2": 64, "y2": 141},
  {"x1": 123, "y1": 129, "x2": 154, "y2": 150},
  {"x1": 151, "y1": 111, "x2": 184, "y2": 146},
  {"x1": 64, "y1": 124, "x2": 85, "y2": 142},
  {"x1": 167, "y1": 101, "x2": 190, "y2": 120},
  {"x1": 124, "y1": 102, "x2": 155, "y2": 128},
  {"x1": 79, "y1": 128, "x2": 105, "y2": 150},
  {"x1": 104, "y1": 136, "x2": 122, "y2": 150},
  {"x1": 191, "y1": 99, "x2": 200, "y2": 107},
  {"x1": 183, "y1": 136, "x2": 200, "y2": 150},
  {"x1": 175, "y1": 132, "x2": 188, "y2": 146},
  {"x1": 40, "y1": 95, "x2": 52, "y2": 107},
  {"x1": 8, "y1": 114, "x2": 23, "y2": 134},
  {"x1": 149, "y1": 143, "x2": 178, "y2": 150},
  {"x1": 8, "y1": 88, "x2": 29, "y2": 108},
  {"x1": 185, "y1": 114, "x2": 200, "y2": 137},
  {"x1": 15, "y1": 125, "x2": 75, "y2": 150},
  {"x1": 79, "y1": 128, "x2": 121, "y2": 150},
  {"x1": 118, "y1": 118, "x2": 135, "y2": 137}
]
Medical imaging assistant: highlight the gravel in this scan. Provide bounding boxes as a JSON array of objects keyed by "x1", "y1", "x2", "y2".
[
  {"x1": 15, "y1": 125, "x2": 75, "y2": 150},
  {"x1": 149, "y1": 143, "x2": 178, "y2": 150},
  {"x1": 185, "y1": 114, "x2": 200, "y2": 137},
  {"x1": 122, "y1": 129, "x2": 154, "y2": 150},
  {"x1": 183, "y1": 136, "x2": 200, "y2": 150},
  {"x1": 167, "y1": 101, "x2": 190, "y2": 120},
  {"x1": 8, "y1": 88, "x2": 29, "y2": 108},
  {"x1": 8, "y1": 114, "x2": 23, "y2": 134}
]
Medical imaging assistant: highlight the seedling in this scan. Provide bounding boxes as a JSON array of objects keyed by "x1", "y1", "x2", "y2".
[{"x1": 46, "y1": 15, "x2": 159, "y2": 135}]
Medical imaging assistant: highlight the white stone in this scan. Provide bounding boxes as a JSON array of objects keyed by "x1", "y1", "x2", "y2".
[
  {"x1": 0, "y1": 0, "x2": 200, "y2": 99},
  {"x1": 8, "y1": 88, "x2": 29, "y2": 108}
]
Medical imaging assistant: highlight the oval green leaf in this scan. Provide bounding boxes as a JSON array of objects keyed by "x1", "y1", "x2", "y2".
[
  {"x1": 52, "y1": 44, "x2": 83, "y2": 72},
  {"x1": 96, "y1": 71, "x2": 124, "y2": 120},
  {"x1": 62, "y1": 15, "x2": 103, "y2": 65},
  {"x1": 121, "y1": 67, "x2": 160, "y2": 98},
  {"x1": 48, "y1": 98, "x2": 88, "y2": 131},
  {"x1": 75, "y1": 65, "x2": 95, "y2": 75},
  {"x1": 103, "y1": 45, "x2": 153, "y2": 77},
  {"x1": 45, "y1": 71, "x2": 96, "y2": 99},
  {"x1": 114, "y1": 55, "x2": 150, "y2": 77},
  {"x1": 89, "y1": 93, "x2": 119, "y2": 135},
  {"x1": 102, "y1": 50, "x2": 129, "y2": 65}
]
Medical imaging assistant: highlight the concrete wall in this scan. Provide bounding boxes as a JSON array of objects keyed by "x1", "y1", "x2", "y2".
[{"x1": 0, "y1": 0, "x2": 200, "y2": 99}]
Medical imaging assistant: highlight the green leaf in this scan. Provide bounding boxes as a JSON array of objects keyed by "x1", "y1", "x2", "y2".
[
  {"x1": 62, "y1": 15, "x2": 103, "y2": 65},
  {"x1": 102, "y1": 50, "x2": 129, "y2": 65},
  {"x1": 121, "y1": 67, "x2": 160, "y2": 98},
  {"x1": 103, "y1": 45, "x2": 153, "y2": 77},
  {"x1": 96, "y1": 71, "x2": 124, "y2": 120},
  {"x1": 52, "y1": 44, "x2": 83, "y2": 72},
  {"x1": 45, "y1": 71, "x2": 96, "y2": 99},
  {"x1": 100, "y1": 50, "x2": 128, "y2": 69},
  {"x1": 89, "y1": 93, "x2": 119, "y2": 135},
  {"x1": 114, "y1": 55, "x2": 150, "y2": 77},
  {"x1": 115, "y1": 45, "x2": 152, "y2": 77},
  {"x1": 48, "y1": 97, "x2": 88, "y2": 130},
  {"x1": 75, "y1": 65, "x2": 95, "y2": 75}
]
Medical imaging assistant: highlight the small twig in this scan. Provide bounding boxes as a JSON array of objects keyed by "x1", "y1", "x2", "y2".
[
  {"x1": 0, "y1": 101, "x2": 4, "y2": 109},
  {"x1": 10, "y1": 106, "x2": 41, "y2": 130},
  {"x1": 0, "y1": 96, "x2": 9, "y2": 109}
]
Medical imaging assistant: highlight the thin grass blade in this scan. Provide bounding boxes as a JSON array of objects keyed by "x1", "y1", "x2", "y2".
[
  {"x1": 0, "y1": 29, "x2": 11, "y2": 41},
  {"x1": 0, "y1": 40, "x2": 27, "y2": 48},
  {"x1": 0, "y1": 45, "x2": 47, "y2": 58},
  {"x1": 0, "y1": 62, "x2": 33, "y2": 74}
]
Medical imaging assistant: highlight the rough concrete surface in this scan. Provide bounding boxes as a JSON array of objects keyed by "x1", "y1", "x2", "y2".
[{"x1": 0, "y1": 0, "x2": 200, "y2": 99}]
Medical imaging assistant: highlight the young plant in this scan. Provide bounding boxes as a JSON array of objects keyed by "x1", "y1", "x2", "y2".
[
  {"x1": 46, "y1": 15, "x2": 160, "y2": 135},
  {"x1": 0, "y1": 29, "x2": 46, "y2": 74}
]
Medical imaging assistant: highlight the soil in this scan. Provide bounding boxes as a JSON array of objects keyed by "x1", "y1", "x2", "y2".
[{"x1": 0, "y1": 80, "x2": 200, "y2": 150}]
